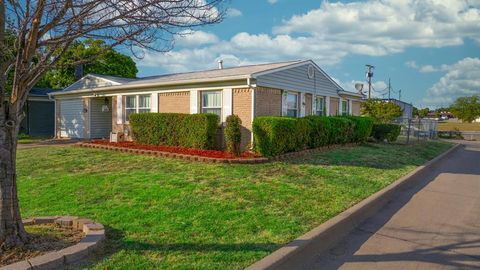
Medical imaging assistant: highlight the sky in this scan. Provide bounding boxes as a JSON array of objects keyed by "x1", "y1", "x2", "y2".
[{"x1": 135, "y1": 0, "x2": 480, "y2": 109}]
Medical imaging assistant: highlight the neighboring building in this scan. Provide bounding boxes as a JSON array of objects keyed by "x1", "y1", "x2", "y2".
[
  {"x1": 20, "y1": 88, "x2": 56, "y2": 137},
  {"x1": 383, "y1": 98, "x2": 413, "y2": 120},
  {"x1": 50, "y1": 60, "x2": 364, "y2": 149}
]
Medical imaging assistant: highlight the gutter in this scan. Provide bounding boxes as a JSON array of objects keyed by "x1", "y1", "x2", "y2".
[{"x1": 49, "y1": 75, "x2": 252, "y2": 97}]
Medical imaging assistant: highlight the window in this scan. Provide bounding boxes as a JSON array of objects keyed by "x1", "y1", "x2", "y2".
[
  {"x1": 315, "y1": 96, "x2": 326, "y2": 116},
  {"x1": 287, "y1": 93, "x2": 299, "y2": 117},
  {"x1": 124, "y1": 94, "x2": 151, "y2": 122},
  {"x1": 341, "y1": 100, "x2": 349, "y2": 116},
  {"x1": 201, "y1": 91, "x2": 222, "y2": 117}
]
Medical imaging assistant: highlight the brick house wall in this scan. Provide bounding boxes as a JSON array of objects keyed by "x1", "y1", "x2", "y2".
[
  {"x1": 305, "y1": 93, "x2": 312, "y2": 116},
  {"x1": 233, "y1": 88, "x2": 252, "y2": 150},
  {"x1": 255, "y1": 87, "x2": 282, "y2": 117},
  {"x1": 330, "y1": 97, "x2": 340, "y2": 116},
  {"x1": 352, "y1": 101, "x2": 361, "y2": 115},
  {"x1": 159, "y1": 92, "x2": 190, "y2": 113}
]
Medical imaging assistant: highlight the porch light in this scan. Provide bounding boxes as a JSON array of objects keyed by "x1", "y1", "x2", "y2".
[{"x1": 102, "y1": 97, "x2": 110, "y2": 112}]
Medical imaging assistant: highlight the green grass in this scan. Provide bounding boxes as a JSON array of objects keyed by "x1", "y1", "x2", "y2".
[
  {"x1": 438, "y1": 121, "x2": 480, "y2": 131},
  {"x1": 17, "y1": 141, "x2": 452, "y2": 269}
]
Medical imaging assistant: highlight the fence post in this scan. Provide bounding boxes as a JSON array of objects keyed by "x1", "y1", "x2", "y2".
[{"x1": 406, "y1": 119, "x2": 411, "y2": 144}]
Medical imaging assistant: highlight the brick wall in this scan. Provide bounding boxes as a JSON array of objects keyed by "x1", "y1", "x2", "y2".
[
  {"x1": 159, "y1": 92, "x2": 190, "y2": 113},
  {"x1": 233, "y1": 88, "x2": 252, "y2": 150},
  {"x1": 330, "y1": 97, "x2": 340, "y2": 116},
  {"x1": 352, "y1": 101, "x2": 361, "y2": 116},
  {"x1": 255, "y1": 87, "x2": 282, "y2": 117},
  {"x1": 305, "y1": 93, "x2": 312, "y2": 116}
]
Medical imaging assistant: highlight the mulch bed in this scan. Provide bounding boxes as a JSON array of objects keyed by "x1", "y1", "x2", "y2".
[
  {"x1": 89, "y1": 140, "x2": 260, "y2": 160},
  {"x1": 0, "y1": 224, "x2": 84, "y2": 267}
]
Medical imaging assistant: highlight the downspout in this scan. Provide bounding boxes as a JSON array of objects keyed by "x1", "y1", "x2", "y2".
[{"x1": 248, "y1": 77, "x2": 255, "y2": 149}]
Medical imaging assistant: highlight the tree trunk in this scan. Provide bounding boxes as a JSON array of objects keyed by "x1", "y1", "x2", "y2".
[{"x1": 0, "y1": 119, "x2": 27, "y2": 249}]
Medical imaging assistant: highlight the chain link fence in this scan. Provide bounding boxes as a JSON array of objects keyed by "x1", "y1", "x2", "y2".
[{"x1": 391, "y1": 117, "x2": 438, "y2": 144}]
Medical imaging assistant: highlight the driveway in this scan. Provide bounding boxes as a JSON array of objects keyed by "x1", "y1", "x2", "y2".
[
  {"x1": 17, "y1": 139, "x2": 81, "y2": 149},
  {"x1": 306, "y1": 141, "x2": 480, "y2": 270}
]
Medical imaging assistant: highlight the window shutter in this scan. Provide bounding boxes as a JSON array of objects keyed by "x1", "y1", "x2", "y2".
[
  {"x1": 281, "y1": 91, "x2": 288, "y2": 116},
  {"x1": 312, "y1": 95, "x2": 317, "y2": 115},
  {"x1": 151, "y1": 93, "x2": 158, "y2": 113},
  {"x1": 325, "y1": 96, "x2": 331, "y2": 116},
  {"x1": 222, "y1": 88, "x2": 232, "y2": 122},
  {"x1": 300, "y1": 93, "x2": 305, "y2": 117},
  {"x1": 190, "y1": 90, "x2": 198, "y2": 114},
  {"x1": 116, "y1": 95, "x2": 123, "y2": 124}
]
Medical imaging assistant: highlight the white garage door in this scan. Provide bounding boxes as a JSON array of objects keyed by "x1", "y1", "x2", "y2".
[{"x1": 60, "y1": 99, "x2": 84, "y2": 138}]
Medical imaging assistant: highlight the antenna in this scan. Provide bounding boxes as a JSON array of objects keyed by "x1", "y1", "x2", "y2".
[
  {"x1": 365, "y1": 65, "x2": 374, "y2": 99},
  {"x1": 355, "y1": 83, "x2": 364, "y2": 94}
]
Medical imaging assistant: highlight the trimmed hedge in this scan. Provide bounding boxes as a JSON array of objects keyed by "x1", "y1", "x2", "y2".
[
  {"x1": 224, "y1": 115, "x2": 242, "y2": 156},
  {"x1": 371, "y1": 123, "x2": 401, "y2": 142},
  {"x1": 253, "y1": 115, "x2": 374, "y2": 156},
  {"x1": 129, "y1": 113, "x2": 219, "y2": 149}
]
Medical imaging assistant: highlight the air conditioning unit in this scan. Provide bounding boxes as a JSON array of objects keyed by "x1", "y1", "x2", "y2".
[{"x1": 110, "y1": 132, "x2": 124, "y2": 143}]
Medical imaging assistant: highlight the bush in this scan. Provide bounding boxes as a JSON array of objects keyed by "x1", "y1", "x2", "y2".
[
  {"x1": 253, "y1": 115, "x2": 375, "y2": 157},
  {"x1": 252, "y1": 117, "x2": 309, "y2": 156},
  {"x1": 345, "y1": 116, "x2": 374, "y2": 143},
  {"x1": 224, "y1": 115, "x2": 242, "y2": 156},
  {"x1": 371, "y1": 123, "x2": 401, "y2": 142},
  {"x1": 129, "y1": 113, "x2": 219, "y2": 149}
]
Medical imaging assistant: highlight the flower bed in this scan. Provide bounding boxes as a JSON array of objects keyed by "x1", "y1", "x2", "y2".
[{"x1": 87, "y1": 140, "x2": 263, "y2": 161}]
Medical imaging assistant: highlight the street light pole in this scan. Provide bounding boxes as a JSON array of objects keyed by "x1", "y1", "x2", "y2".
[{"x1": 366, "y1": 65, "x2": 374, "y2": 99}]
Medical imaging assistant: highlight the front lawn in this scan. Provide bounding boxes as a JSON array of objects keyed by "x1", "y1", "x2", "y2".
[
  {"x1": 438, "y1": 121, "x2": 480, "y2": 131},
  {"x1": 17, "y1": 141, "x2": 452, "y2": 269}
]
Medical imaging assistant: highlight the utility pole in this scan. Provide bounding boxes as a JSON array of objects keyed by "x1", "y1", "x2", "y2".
[
  {"x1": 366, "y1": 65, "x2": 374, "y2": 99},
  {"x1": 398, "y1": 89, "x2": 402, "y2": 101},
  {"x1": 388, "y1": 78, "x2": 391, "y2": 100}
]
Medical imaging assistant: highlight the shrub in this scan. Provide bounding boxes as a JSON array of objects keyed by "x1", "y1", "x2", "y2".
[
  {"x1": 329, "y1": 117, "x2": 355, "y2": 144},
  {"x1": 129, "y1": 113, "x2": 219, "y2": 149},
  {"x1": 224, "y1": 115, "x2": 242, "y2": 156},
  {"x1": 304, "y1": 116, "x2": 330, "y2": 148},
  {"x1": 371, "y1": 123, "x2": 401, "y2": 142},
  {"x1": 345, "y1": 116, "x2": 374, "y2": 142},
  {"x1": 252, "y1": 117, "x2": 309, "y2": 156}
]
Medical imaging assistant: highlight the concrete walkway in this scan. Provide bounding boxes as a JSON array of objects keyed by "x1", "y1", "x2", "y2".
[{"x1": 306, "y1": 141, "x2": 480, "y2": 270}]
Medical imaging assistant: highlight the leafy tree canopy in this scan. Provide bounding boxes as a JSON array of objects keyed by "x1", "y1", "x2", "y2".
[
  {"x1": 36, "y1": 39, "x2": 138, "y2": 89},
  {"x1": 450, "y1": 95, "x2": 480, "y2": 123},
  {"x1": 360, "y1": 99, "x2": 403, "y2": 123}
]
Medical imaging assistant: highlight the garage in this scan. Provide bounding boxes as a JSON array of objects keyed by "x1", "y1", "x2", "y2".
[{"x1": 59, "y1": 98, "x2": 84, "y2": 138}]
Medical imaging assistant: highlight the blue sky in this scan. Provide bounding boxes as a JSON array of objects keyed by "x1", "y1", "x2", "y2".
[{"x1": 136, "y1": 0, "x2": 480, "y2": 109}]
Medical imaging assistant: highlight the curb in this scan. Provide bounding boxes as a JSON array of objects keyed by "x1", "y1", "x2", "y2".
[
  {"x1": 246, "y1": 143, "x2": 462, "y2": 270},
  {"x1": 1, "y1": 216, "x2": 105, "y2": 270}
]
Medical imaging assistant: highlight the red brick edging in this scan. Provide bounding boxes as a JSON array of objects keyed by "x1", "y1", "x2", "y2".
[
  {"x1": 77, "y1": 142, "x2": 359, "y2": 164},
  {"x1": 2, "y1": 216, "x2": 105, "y2": 270}
]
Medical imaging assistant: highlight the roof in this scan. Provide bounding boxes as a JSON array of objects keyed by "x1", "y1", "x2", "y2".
[
  {"x1": 29, "y1": 88, "x2": 57, "y2": 96},
  {"x1": 52, "y1": 60, "x2": 305, "y2": 95}
]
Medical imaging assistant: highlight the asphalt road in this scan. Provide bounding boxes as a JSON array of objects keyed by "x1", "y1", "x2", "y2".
[{"x1": 306, "y1": 141, "x2": 480, "y2": 270}]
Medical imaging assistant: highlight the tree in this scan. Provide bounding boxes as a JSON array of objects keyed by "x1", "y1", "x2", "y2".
[
  {"x1": 418, "y1": 108, "x2": 429, "y2": 118},
  {"x1": 450, "y1": 95, "x2": 480, "y2": 123},
  {"x1": 37, "y1": 39, "x2": 138, "y2": 89},
  {"x1": 0, "y1": 0, "x2": 224, "y2": 249},
  {"x1": 360, "y1": 99, "x2": 403, "y2": 123}
]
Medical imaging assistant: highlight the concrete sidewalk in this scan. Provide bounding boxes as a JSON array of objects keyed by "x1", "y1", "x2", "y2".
[{"x1": 306, "y1": 141, "x2": 480, "y2": 270}]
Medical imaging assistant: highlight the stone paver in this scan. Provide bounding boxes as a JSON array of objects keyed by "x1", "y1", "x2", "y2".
[{"x1": 306, "y1": 141, "x2": 480, "y2": 270}]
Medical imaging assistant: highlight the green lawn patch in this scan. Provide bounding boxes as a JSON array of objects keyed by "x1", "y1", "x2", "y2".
[{"x1": 17, "y1": 141, "x2": 452, "y2": 269}]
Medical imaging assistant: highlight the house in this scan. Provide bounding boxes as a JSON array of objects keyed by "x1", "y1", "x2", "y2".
[
  {"x1": 50, "y1": 60, "x2": 364, "y2": 149},
  {"x1": 383, "y1": 98, "x2": 413, "y2": 120},
  {"x1": 20, "y1": 88, "x2": 56, "y2": 137}
]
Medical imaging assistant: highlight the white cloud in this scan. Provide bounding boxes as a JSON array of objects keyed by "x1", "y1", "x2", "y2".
[
  {"x1": 424, "y1": 57, "x2": 480, "y2": 106},
  {"x1": 419, "y1": 65, "x2": 438, "y2": 73},
  {"x1": 267, "y1": 0, "x2": 278, "y2": 4},
  {"x1": 226, "y1": 8, "x2": 242, "y2": 18},
  {"x1": 139, "y1": 0, "x2": 480, "y2": 73},
  {"x1": 406, "y1": 61, "x2": 451, "y2": 73},
  {"x1": 174, "y1": 31, "x2": 219, "y2": 47},
  {"x1": 405, "y1": 61, "x2": 418, "y2": 69}
]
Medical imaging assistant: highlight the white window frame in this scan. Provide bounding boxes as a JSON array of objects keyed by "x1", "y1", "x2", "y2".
[
  {"x1": 341, "y1": 99, "x2": 349, "y2": 116},
  {"x1": 124, "y1": 94, "x2": 151, "y2": 123},
  {"x1": 201, "y1": 90, "x2": 222, "y2": 117},
  {"x1": 286, "y1": 92, "x2": 299, "y2": 118},
  {"x1": 315, "y1": 96, "x2": 326, "y2": 116}
]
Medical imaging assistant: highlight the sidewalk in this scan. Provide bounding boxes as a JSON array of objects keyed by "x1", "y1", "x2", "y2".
[{"x1": 307, "y1": 141, "x2": 480, "y2": 270}]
